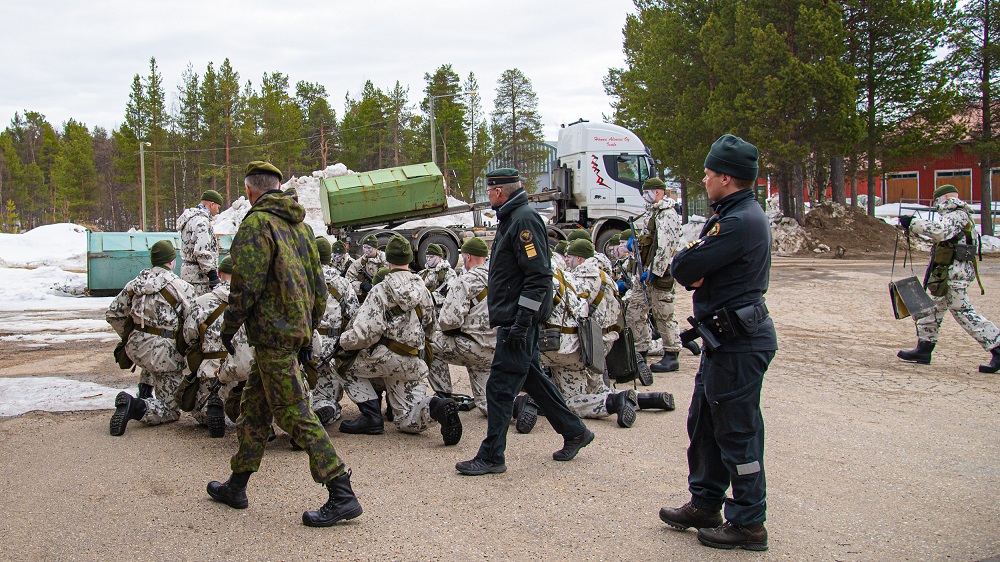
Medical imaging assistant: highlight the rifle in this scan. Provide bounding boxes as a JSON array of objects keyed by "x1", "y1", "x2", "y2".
[
  {"x1": 613, "y1": 259, "x2": 633, "y2": 293},
  {"x1": 627, "y1": 216, "x2": 651, "y2": 302}
]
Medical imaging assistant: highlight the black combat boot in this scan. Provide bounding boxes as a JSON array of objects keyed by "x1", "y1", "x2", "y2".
[
  {"x1": 552, "y1": 428, "x2": 595, "y2": 461},
  {"x1": 514, "y1": 394, "x2": 538, "y2": 434},
  {"x1": 651, "y1": 351, "x2": 680, "y2": 372},
  {"x1": 137, "y1": 383, "x2": 154, "y2": 399},
  {"x1": 109, "y1": 391, "x2": 146, "y2": 436},
  {"x1": 659, "y1": 500, "x2": 723, "y2": 530},
  {"x1": 302, "y1": 469, "x2": 363, "y2": 527},
  {"x1": 897, "y1": 340, "x2": 935, "y2": 365},
  {"x1": 605, "y1": 390, "x2": 638, "y2": 428},
  {"x1": 980, "y1": 346, "x2": 1000, "y2": 374},
  {"x1": 206, "y1": 391, "x2": 225, "y2": 439},
  {"x1": 684, "y1": 340, "x2": 702, "y2": 356},
  {"x1": 315, "y1": 405, "x2": 340, "y2": 426},
  {"x1": 637, "y1": 352, "x2": 654, "y2": 386},
  {"x1": 637, "y1": 392, "x2": 676, "y2": 411},
  {"x1": 207, "y1": 471, "x2": 252, "y2": 509},
  {"x1": 429, "y1": 396, "x2": 463, "y2": 446},
  {"x1": 697, "y1": 521, "x2": 768, "y2": 551},
  {"x1": 339, "y1": 399, "x2": 385, "y2": 435}
]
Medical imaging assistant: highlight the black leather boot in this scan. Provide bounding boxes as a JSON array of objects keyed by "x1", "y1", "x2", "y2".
[
  {"x1": 315, "y1": 405, "x2": 340, "y2": 426},
  {"x1": 637, "y1": 392, "x2": 676, "y2": 411},
  {"x1": 651, "y1": 352, "x2": 679, "y2": 372},
  {"x1": 207, "y1": 471, "x2": 252, "y2": 509},
  {"x1": 637, "y1": 352, "x2": 654, "y2": 386},
  {"x1": 137, "y1": 383, "x2": 154, "y2": 399},
  {"x1": 897, "y1": 340, "x2": 935, "y2": 364},
  {"x1": 514, "y1": 394, "x2": 538, "y2": 434},
  {"x1": 605, "y1": 390, "x2": 638, "y2": 428},
  {"x1": 206, "y1": 390, "x2": 225, "y2": 438},
  {"x1": 980, "y1": 346, "x2": 1000, "y2": 374},
  {"x1": 339, "y1": 399, "x2": 385, "y2": 435},
  {"x1": 109, "y1": 392, "x2": 146, "y2": 436},
  {"x1": 302, "y1": 469, "x2": 363, "y2": 527},
  {"x1": 429, "y1": 396, "x2": 463, "y2": 446}
]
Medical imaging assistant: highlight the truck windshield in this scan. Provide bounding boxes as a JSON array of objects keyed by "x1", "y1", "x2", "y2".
[{"x1": 604, "y1": 154, "x2": 649, "y2": 189}]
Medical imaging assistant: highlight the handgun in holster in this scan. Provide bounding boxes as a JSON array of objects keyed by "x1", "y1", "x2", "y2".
[{"x1": 680, "y1": 316, "x2": 721, "y2": 352}]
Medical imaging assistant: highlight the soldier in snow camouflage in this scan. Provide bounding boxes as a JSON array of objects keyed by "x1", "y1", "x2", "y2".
[
  {"x1": 347, "y1": 234, "x2": 388, "y2": 300},
  {"x1": 638, "y1": 177, "x2": 684, "y2": 372},
  {"x1": 338, "y1": 236, "x2": 463, "y2": 446},
  {"x1": 208, "y1": 161, "x2": 362, "y2": 529},
  {"x1": 331, "y1": 240, "x2": 354, "y2": 278},
  {"x1": 107, "y1": 239, "x2": 196, "y2": 436},
  {"x1": 420, "y1": 243, "x2": 457, "y2": 295},
  {"x1": 177, "y1": 190, "x2": 223, "y2": 296}
]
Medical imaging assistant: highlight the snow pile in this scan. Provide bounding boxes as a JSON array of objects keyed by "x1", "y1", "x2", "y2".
[
  {"x1": 0, "y1": 377, "x2": 127, "y2": 417},
  {"x1": 212, "y1": 196, "x2": 252, "y2": 235},
  {"x1": 0, "y1": 223, "x2": 89, "y2": 271},
  {"x1": 771, "y1": 217, "x2": 810, "y2": 254},
  {"x1": 983, "y1": 235, "x2": 1000, "y2": 252},
  {"x1": 680, "y1": 215, "x2": 707, "y2": 246}
]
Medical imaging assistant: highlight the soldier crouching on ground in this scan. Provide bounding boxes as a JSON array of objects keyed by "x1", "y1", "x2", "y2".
[
  {"x1": 207, "y1": 160, "x2": 362, "y2": 528},
  {"x1": 347, "y1": 234, "x2": 387, "y2": 301},
  {"x1": 897, "y1": 184, "x2": 1000, "y2": 373},
  {"x1": 177, "y1": 189, "x2": 223, "y2": 297},
  {"x1": 331, "y1": 240, "x2": 354, "y2": 278},
  {"x1": 337, "y1": 235, "x2": 464, "y2": 446},
  {"x1": 429, "y1": 237, "x2": 496, "y2": 416},
  {"x1": 106, "y1": 240, "x2": 196, "y2": 436}
]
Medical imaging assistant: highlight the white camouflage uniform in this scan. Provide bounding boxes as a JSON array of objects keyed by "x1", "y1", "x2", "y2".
[
  {"x1": 640, "y1": 198, "x2": 682, "y2": 353},
  {"x1": 618, "y1": 251, "x2": 653, "y2": 353},
  {"x1": 176, "y1": 205, "x2": 219, "y2": 296},
  {"x1": 331, "y1": 252, "x2": 355, "y2": 278},
  {"x1": 339, "y1": 269, "x2": 440, "y2": 434},
  {"x1": 910, "y1": 197, "x2": 1000, "y2": 351},
  {"x1": 420, "y1": 260, "x2": 457, "y2": 294},
  {"x1": 106, "y1": 267, "x2": 196, "y2": 425},
  {"x1": 551, "y1": 251, "x2": 567, "y2": 273},
  {"x1": 310, "y1": 264, "x2": 360, "y2": 419},
  {"x1": 430, "y1": 263, "x2": 495, "y2": 415},
  {"x1": 347, "y1": 251, "x2": 388, "y2": 298}
]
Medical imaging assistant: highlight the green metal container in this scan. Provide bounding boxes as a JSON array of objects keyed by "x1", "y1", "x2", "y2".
[
  {"x1": 320, "y1": 162, "x2": 447, "y2": 228},
  {"x1": 86, "y1": 231, "x2": 233, "y2": 296}
]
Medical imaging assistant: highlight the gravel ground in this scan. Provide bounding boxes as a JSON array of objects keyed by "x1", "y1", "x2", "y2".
[{"x1": 1, "y1": 257, "x2": 998, "y2": 561}]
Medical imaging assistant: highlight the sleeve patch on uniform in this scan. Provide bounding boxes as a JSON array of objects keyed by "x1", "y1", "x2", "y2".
[
  {"x1": 519, "y1": 230, "x2": 533, "y2": 243},
  {"x1": 707, "y1": 223, "x2": 721, "y2": 236},
  {"x1": 684, "y1": 239, "x2": 704, "y2": 250},
  {"x1": 524, "y1": 243, "x2": 537, "y2": 259}
]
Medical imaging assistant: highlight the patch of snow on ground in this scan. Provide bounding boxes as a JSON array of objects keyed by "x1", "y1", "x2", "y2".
[
  {"x1": 0, "y1": 267, "x2": 112, "y2": 310},
  {"x1": 0, "y1": 377, "x2": 128, "y2": 417},
  {"x1": 0, "y1": 223, "x2": 88, "y2": 270}
]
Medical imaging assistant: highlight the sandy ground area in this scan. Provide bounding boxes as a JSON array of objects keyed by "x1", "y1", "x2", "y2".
[{"x1": 1, "y1": 257, "x2": 998, "y2": 561}]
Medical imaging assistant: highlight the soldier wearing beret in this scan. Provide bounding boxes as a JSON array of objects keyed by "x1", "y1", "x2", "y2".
[
  {"x1": 347, "y1": 233, "x2": 388, "y2": 300},
  {"x1": 207, "y1": 160, "x2": 363, "y2": 528},
  {"x1": 897, "y1": 185, "x2": 1000, "y2": 373},
  {"x1": 177, "y1": 189, "x2": 224, "y2": 296},
  {"x1": 456, "y1": 168, "x2": 594, "y2": 476},
  {"x1": 661, "y1": 135, "x2": 776, "y2": 551},
  {"x1": 551, "y1": 239, "x2": 569, "y2": 273},
  {"x1": 331, "y1": 240, "x2": 354, "y2": 278}
]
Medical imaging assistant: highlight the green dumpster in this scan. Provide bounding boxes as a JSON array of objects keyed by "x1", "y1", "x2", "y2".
[{"x1": 320, "y1": 162, "x2": 447, "y2": 228}]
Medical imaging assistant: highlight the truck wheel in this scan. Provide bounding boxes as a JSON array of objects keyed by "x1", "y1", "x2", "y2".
[
  {"x1": 595, "y1": 228, "x2": 622, "y2": 257},
  {"x1": 418, "y1": 234, "x2": 460, "y2": 269}
]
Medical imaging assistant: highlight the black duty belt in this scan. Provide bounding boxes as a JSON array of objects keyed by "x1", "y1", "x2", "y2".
[{"x1": 706, "y1": 302, "x2": 770, "y2": 340}]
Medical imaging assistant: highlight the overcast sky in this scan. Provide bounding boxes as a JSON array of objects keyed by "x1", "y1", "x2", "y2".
[{"x1": 1, "y1": 0, "x2": 638, "y2": 144}]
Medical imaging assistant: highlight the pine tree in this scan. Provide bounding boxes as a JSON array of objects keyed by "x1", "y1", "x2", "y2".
[
  {"x1": 53, "y1": 119, "x2": 97, "y2": 222},
  {"x1": 423, "y1": 65, "x2": 471, "y2": 193},
  {"x1": 490, "y1": 68, "x2": 545, "y2": 191},
  {"x1": 464, "y1": 72, "x2": 492, "y2": 201},
  {"x1": 296, "y1": 80, "x2": 337, "y2": 171}
]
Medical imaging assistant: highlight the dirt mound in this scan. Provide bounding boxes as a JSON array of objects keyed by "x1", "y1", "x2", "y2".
[{"x1": 802, "y1": 203, "x2": 899, "y2": 258}]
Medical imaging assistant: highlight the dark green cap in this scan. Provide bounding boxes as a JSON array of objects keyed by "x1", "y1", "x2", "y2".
[
  {"x1": 642, "y1": 177, "x2": 666, "y2": 191},
  {"x1": 244, "y1": 160, "x2": 283, "y2": 182},
  {"x1": 567, "y1": 239, "x2": 595, "y2": 259},
  {"x1": 150, "y1": 240, "x2": 176, "y2": 267},
  {"x1": 332, "y1": 240, "x2": 347, "y2": 254},
  {"x1": 426, "y1": 243, "x2": 444, "y2": 257},
  {"x1": 461, "y1": 237, "x2": 489, "y2": 257},
  {"x1": 218, "y1": 256, "x2": 233, "y2": 274},
  {"x1": 315, "y1": 237, "x2": 332, "y2": 265},
  {"x1": 567, "y1": 228, "x2": 592, "y2": 242},
  {"x1": 372, "y1": 267, "x2": 390, "y2": 285},
  {"x1": 704, "y1": 134, "x2": 758, "y2": 181},
  {"x1": 932, "y1": 184, "x2": 958, "y2": 200},
  {"x1": 554, "y1": 240, "x2": 568, "y2": 255},
  {"x1": 361, "y1": 234, "x2": 378, "y2": 248},
  {"x1": 486, "y1": 168, "x2": 521, "y2": 185},
  {"x1": 608, "y1": 234, "x2": 621, "y2": 246},
  {"x1": 201, "y1": 189, "x2": 224, "y2": 206},
  {"x1": 620, "y1": 229, "x2": 633, "y2": 240},
  {"x1": 386, "y1": 236, "x2": 413, "y2": 266}
]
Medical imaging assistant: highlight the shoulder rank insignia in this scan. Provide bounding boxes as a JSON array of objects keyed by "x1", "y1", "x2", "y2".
[
  {"x1": 519, "y1": 230, "x2": 533, "y2": 243},
  {"x1": 524, "y1": 242, "x2": 538, "y2": 259},
  {"x1": 684, "y1": 239, "x2": 705, "y2": 251}
]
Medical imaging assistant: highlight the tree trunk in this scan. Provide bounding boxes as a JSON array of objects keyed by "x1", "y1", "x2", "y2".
[
  {"x1": 831, "y1": 156, "x2": 846, "y2": 205},
  {"x1": 793, "y1": 162, "x2": 806, "y2": 224},
  {"x1": 866, "y1": 153, "x2": 876, "y2": 217},
  {"x1": 981, "y1": 0, "x2": 995, "y2": 236},
  {"x1": 849, "y1": 155, "x2": 859, "y2": 207},
  {"x1": 679, "y1": 177, "x2": 688, "y2": 224}
]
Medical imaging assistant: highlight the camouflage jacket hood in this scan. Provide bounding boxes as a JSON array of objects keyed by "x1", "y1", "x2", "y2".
[
  {"x1": 176, "y1": 205, "x2": 210, "y2": 232},
  {"x1": 247, "y1": 187, "x2": 306, "y2": 224},
  {"x1": 381, "y1": 269, "x2": 430, "y2": 313},
  {"x1": 936, "y1": 196, "x2": 973, "y2": 218},
  {"x1": 130, "y1": 266, "x2": 178, "y2": 296}
]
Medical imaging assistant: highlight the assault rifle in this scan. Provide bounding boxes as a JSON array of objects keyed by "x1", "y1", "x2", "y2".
[{"x1": 627, "y1": 216, "x2": 650, "y2": 302}]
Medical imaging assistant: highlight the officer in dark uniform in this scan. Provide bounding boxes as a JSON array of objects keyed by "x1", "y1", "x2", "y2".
[
  {"x1": 659, "y1": 135, "x2": 777, "y2": 551},
  {"x1": 455, "y1": 168, "x2": 595, "y2": 476}
]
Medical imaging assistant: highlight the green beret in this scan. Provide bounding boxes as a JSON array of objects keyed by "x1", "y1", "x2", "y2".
[
  {"x1": 150, "y1": 240, "x2": 176, "y2": 267},
  {"x1": 932, "y1": 184, "x2": 958, "y2": 200},
  {"x1": 201, "y1": 189, "x2": 224, "y2": 206},
  {"x1": 461, "y1": 237, "x2": 489, "y2": 257},
  {"x1": 567, "y1": 228, "x2": 592, "y2": 242},
  {"x1": 244, "y1": 160, "x2": 283, "y2": 182},
  {"x1": 218, "y1": 256, "x2": 233, "y2": 274},
  {"x1": 554, "y1": 240, "x2": 568, "y2": 255},
  {"x1": 361, "y1": 234, "x2": 379, "y2": 248},
  {"x1": 566, "y1": 239, "x2": 595, "y2": 259},
  {"x1": 486, "y1": 168, "x2": 521, "y2": 186},
  {"x1": 372, "y1": 267, "x2": 390, "y2": 285},
  {"x1": 608, "y1": 234, "x2": 621, "y2": 246},
  {"x1": 385, "y1": 236, "x2": 413, "y2": 266},
  {"x1": 704, "y1": 134, "x2": 759, "y2": 181},
  {"x1": 332, "y1": 240, "x2": 347, "y2": 254},
  {"x1": 620, "y1": 229, "x2": 633, "y2": 241},
  {"x1": 642, "y1": 177, "x2": 666, "y2": 191},
  {"x1": 426, "y1": 243, "x2": 444, "y2": 257},
  {"x1": 315, "y1": 237, "x2": 332, "y2": 265}
]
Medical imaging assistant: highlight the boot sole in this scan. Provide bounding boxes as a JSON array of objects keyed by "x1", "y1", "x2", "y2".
[
  {"x1": 302, "y1": 504, "x2": 363, "y2": 527},
  {"x1": 109, "y1": 392, "x2": 131, "y2": 436},
  {"x1": 697, "y1": 536, "x2": 768, "y2": 551},
  {"x1": 617, "y1": 391, "x2": 637, "y2": 428},
  {"x1": 516, "y1": 405, "x2": 538, "y2": 434},
  {"x1": 339, "y1": 425, "x2": 385, "y2": 435},
  {"x1": 439, "y1": 401, "x2": 463, "y2": 446},
  {"x1": 207, "y1": 401, "x2": 226, "y2": 439},
  {"x1": 636, "y1": 355, "x2": 654, "y2": 386},
  {"x1": 206, "y1": 483, "x2": 248, "y2": 509}
]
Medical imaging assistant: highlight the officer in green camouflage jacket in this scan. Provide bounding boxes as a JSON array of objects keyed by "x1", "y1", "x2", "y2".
[{"x1": 207, "y1": 161, "x2": 362, "y2": 528}]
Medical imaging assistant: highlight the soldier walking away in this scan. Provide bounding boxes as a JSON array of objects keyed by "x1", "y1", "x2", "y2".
[
  {"x1": 336, "y1": 236, "x2": 463, "y2": 445},
  {"x1": 637, "y1": 177, "x2": 684, "y2": 373},
  {"x1": 106, "y1": 240, "x2": 196, "y2": 436},
  {"x1": 456, "y1": 168, "x2": 595, "y2": 476},
  {"x1": 897, "y1": 185, "x2": 1000, "y2": 373},
  {"x1": 661, "y1": 135, "x2": 777, "y2": 551},
  {"x1": 207, "y1": 161, "x2": 362, "y2": 528},
  {"x1": 177, "y1": 190, "x2": 223, "y2": 297}
]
